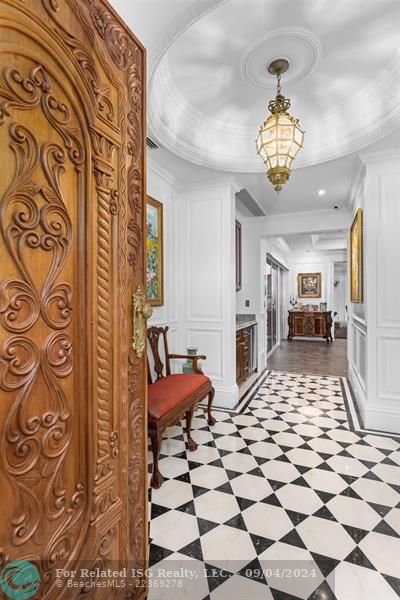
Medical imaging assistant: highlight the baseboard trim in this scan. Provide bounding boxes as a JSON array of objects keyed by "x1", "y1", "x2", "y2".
[
  {"x1": 212, "y1": 383, "x2": 239, "y2": 410},
  {"x1": 343, "y1": 375, "x2": 400, "y2": 438}
]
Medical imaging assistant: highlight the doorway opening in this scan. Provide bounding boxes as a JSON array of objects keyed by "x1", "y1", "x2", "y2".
[
  {"x1": 265, "y1": 232, "x2": 348, "y2": 378},
  {"x1": 265, "y1": 254, "x2": 288, "y2": 358}
]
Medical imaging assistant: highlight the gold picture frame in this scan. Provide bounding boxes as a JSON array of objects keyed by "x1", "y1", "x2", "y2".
[
  {"x1": 146, "y1": 196, "x2": 164, "y2": 306},
  {"x1": 350, "y1": 207, "x2": 363, "y2": 303},
  {"x1": 298, "y1": 273, "x2": 321, "y2": 298}
]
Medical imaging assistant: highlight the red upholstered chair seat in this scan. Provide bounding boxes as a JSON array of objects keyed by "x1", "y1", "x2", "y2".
[{"x1": 148, "y1": 373, "x2": 210, "y2": 420}]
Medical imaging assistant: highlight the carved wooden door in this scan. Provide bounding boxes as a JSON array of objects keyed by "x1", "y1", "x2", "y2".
[{"x1": 0, "y1": 1, "x2": 147, "y2": 598}]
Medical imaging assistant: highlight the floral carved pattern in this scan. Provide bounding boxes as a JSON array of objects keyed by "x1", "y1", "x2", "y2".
[
  {"x1": 88, "y1": 1, "x2": 147, "y2": 579},
  {"x1": 0, "y1": 62, "x2": 85, "y2": 575},
  {"x1": 41, "y1": 0, "x2": 116, "y2": 128},
  {"x1": 88, "y1": 0, "x2": 143, "y2": 277}
]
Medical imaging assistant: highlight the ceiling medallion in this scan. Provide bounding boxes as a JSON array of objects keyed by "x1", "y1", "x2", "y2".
[{"x1": 256, "y1": 58, "x2": 305, "y2": 193}]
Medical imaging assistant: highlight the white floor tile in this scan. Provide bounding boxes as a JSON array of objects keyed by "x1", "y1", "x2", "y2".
[
  {"x1": 328, "y1": 561, "x2": 398, "y2": 600},
  {"x1": 151, "y1": 479, "x2": 194, "y2": 509},
  {"x1": 351, "y1": 478, "x2": 400, "y2": 507},
  {"x1": 286, "y1": 448, "x2": 324, "y2": 468},
  {"x1": 359, "y1": 531, "x2": 400, "y2": 578},
  {"x1": 308, "y1": 438, "x2": 343, "y2": 455},
  {"x1": 327, "y1": 495, "x2": 381, "y2": 530},
  {"x1": 194, "y1": 490, "x2": 240, "y2": 523},
  {"x1": 303, "y1": 468, "x2": 348, "y2": 494},
  {"x1": 220, "y1": 452, "x2": 258, "y2": 473},
  {"x1": 230, "y1": 473, "x2": 273, "y2": 501},
  {"x1": 259, "y1": 542, "x2": 323, "y2": 599},
  {"x1": 150, "y1": 511, "x2": 199, "y2": 551},
  {"x1": 200, "y1": 525, "x2": 256, "y2": 571},
  {"x1": 296, "y1": 516, "x2": 355, "y2": 560},
  {"x1": 210, "y1": 574, "x2": 273, "y2": 600},
  {"x1": 242, "y1": 502, "x2": 293, "y2": 540},
  {"x1": 276, "y1": 483, "x2": 324, "y2": 514},
  {"x1": 190, "y1": 464, "x2": 228, "y2": 489},
  {"x1": 326, "y1": 455, "x2": 368, "y2": 477},
  {"x1": 372, "y1": 462, "x2": 400, "y2": 485},
  {"x1": 260, "y1": 459, "x2": 300, "y2": 483}
]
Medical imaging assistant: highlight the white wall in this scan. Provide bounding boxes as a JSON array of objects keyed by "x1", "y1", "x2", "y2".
[
  {"x1": 348, "y1": 151, "x2": 400, "y2": 434},
  {"x1": 147, "y1": 159, "x2": 182, "y2": 372},
  {"x1": 290, "y1": 256, "x2": 335, "y2": 309},
  {"x1": 333, "y1": 263, "x2": 347, "y2": 324},
  {"x1": 179, "y1": 182, "x2": 239, "y2": 409}
]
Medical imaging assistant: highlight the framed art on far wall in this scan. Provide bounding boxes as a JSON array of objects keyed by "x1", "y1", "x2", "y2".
[
  {"x1": 298, "y1": 272, "x2": 321, "y2": 298},
  {"x1": 350, "y1": 207, "x2": 363, "y2": 303},
  {"x1": 146, "y1": 196, "x2": 164, "y2": 306}
]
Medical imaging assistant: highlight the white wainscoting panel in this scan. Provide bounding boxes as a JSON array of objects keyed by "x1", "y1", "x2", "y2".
[
  {"x1": 187, "y1": 328, "x2": 224, "y2": 381},
  {"x1": 377, "y1": 336, "x2": 400, "y2": 399}
]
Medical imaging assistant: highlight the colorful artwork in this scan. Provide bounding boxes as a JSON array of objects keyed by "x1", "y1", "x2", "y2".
[
  {"x1": 146, "y1": 196, "x2": 163, "y2": 306},
  {"x1": 298, "y1": 273, "x2": 321, "y2": 298},
  {"x1": 350, "y1": 208, "x2": 363, "y2": 303}
]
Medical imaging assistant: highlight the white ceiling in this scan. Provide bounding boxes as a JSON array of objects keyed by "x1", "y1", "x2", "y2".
[
  {"x1": 283, "y1": 230, "x2": 347, "y2": 255},
  {"x1": 111, "y1": 0, "x2": 400, "y2": 214},
  {"x1": 148, "y1": 129, "x2": 400, "y2": 215}
]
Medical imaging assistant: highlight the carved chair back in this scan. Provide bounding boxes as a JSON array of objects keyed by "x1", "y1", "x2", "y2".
[{"x1": 147, "y1": 326, "x2": 171, "y2": 384}]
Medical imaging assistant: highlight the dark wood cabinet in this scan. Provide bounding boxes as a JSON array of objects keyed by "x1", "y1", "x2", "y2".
[
  {"x1": 236, "y1": 326, "x2": 251, "y2": 381},
  {"x1": 288, "y1": 311, "x2": 333, "y2": 343},
  {"x1": 236, "y1": 220, "x2": 242, "y2": 291}
]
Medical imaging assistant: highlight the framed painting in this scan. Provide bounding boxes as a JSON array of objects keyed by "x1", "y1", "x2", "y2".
[
  {"x1": 350, "y1": 207, "x2": 363, "y2": 303},
  {"x1": 298, "y1": 272, "x2": 321, "y2": 298},
  {"x1": 146, "y1": 196, "x2": 164, "y2": 306}
]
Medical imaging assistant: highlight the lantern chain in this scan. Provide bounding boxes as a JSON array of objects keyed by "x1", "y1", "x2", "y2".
[{"x1": 277, "y1": 73, "x2": 281, "y2": 96}]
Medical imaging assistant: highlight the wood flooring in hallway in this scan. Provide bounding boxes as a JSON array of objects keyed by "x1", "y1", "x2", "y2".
[{"x1": 268, "y1": 339, "x2": 348, "y2": 377}]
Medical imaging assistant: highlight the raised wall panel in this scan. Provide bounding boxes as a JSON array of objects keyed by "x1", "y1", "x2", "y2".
[
  {"x1": 377, "y1": 336, "x2": 400, "y2": 399},
  {"x1": 350, "y1": 321, "x2": 366, "y2": 392},
  {"x1": 377, "y1": 176, "x2": 400, "y2": 327},
  {"x1": 187, "y1": 328, "x2": 224, "y2": 381},
  {"x1": 186, "y1": 195, "x2": 224, "y2": 322}
]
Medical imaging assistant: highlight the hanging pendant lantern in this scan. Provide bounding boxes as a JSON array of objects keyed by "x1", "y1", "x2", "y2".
[{"x1": 256, "y1": 59, "x2": 305, "y2": 193}]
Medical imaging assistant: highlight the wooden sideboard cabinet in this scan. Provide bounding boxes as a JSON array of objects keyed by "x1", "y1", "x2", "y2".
[{"x1": 288, "y1": 311, "x2": 333, "y2": 343}]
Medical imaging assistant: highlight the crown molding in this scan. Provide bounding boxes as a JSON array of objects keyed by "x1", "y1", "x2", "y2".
[
  {"x1": 179, "y1": 175, "x2": 242, "y2": 194},
  {"x1": 348, "y1": 148, "x2": 400, "y2": 210},
  {"x1": 240, "y1": 207, "x2": 351, "y2": 225},
  {"x1": 147, "y1": 155, "x2": 181, "y2": 190},
  {"x1": 148, "y1": 0, "x2": 232, "y2": 81},
  {"x1": 347, "y1": 156, "x2": 366, "y2": 212},
  {"x1": 358, "y1": 148, "x2": 400, "y2": 166},
  {"x1": 149, "y1": 44, "x2": 400, "y2": 173}
]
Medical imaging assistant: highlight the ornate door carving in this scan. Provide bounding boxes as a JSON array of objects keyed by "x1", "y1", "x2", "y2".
[{"x1": 0, "y1": 1, "x2": 147, "y2": 598}]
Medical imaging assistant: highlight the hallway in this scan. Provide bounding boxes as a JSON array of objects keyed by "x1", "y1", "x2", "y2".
[
  {"x1": 148, "y1": 371, "x2": 400, "y2": 600},
  {"x1": 268, "y1": 340, "x2": 348, "y2": 377}
]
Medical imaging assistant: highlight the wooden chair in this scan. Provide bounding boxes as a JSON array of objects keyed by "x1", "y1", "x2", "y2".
[{"x1": 147, "y1": 325, "x2": 216, "y2": 488}]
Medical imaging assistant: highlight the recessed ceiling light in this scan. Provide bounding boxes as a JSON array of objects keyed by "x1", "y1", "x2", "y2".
[{"x1": 318, "y1": 189, "x2": 326, "y2": 196}]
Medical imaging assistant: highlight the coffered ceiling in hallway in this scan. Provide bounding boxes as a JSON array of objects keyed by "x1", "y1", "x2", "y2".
[{"x1": 113, "y1": 0, "x2": 400, "y2": 173}]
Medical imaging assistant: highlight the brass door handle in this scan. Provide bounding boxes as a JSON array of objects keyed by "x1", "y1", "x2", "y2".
[{"x1": 132, "y1": 285, "x2": 153, "y2": 358}]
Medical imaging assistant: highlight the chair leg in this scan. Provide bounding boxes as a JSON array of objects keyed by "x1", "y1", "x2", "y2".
[
  {"x1": 207, "y1": 387, "x2": 216, "y2": 426},
  {"x1": 150, "y1": 431, "x2": 164, "y2": 489},
  {"x1": 185, "y1": 409, "x2": 198, "y2": 452}
]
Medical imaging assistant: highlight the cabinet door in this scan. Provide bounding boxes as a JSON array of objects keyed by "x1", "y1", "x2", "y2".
[
  {"x1": 242, "y1": 328, "x2": 250, "y2": 378},
  {"x1": 236, "y1": 331, "x2": 242, "y2": 380},
  {"x1": 314, "y1": 316, "x2": 327, "y2": 337},
  {"x1": 0, "y1": 2, "x2": 147, "y2": 598},
  {"x1": 294, "y1": 316, "x2": 305, "y2": 336}
]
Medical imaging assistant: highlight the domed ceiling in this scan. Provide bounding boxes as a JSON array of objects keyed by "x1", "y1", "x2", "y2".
[{"x1": 146, "y1": 0, "x2": 400, "y2": 172}]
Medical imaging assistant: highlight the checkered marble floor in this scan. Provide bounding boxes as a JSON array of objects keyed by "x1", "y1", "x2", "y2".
[{"x1": 147, "y1": 371, "x2": 400, "y2": 600}]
